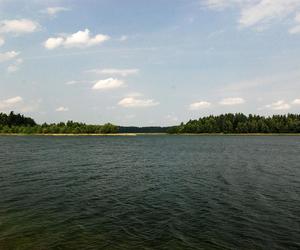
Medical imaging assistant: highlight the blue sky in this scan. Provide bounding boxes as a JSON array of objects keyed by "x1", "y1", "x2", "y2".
[{"x1": 1, "y1": 0, "x2": 300, "y2": 126}]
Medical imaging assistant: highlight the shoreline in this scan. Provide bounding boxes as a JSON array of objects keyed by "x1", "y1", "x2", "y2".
[
  {"x1": 0, "y1": 133, "x2": 138, "y2": 136},
  {"x1": 0, "y1": 133, "x2": 300, "y2": 137}
]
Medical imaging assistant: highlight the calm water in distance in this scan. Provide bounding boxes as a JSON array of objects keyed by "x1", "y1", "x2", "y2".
[{"x1": 0, "y1": 135, "x2": 300, "y2": 249}]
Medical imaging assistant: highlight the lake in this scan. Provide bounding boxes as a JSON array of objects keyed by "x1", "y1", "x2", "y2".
[{"x1": 0, "y1": 135, "x2": 300, "y2": 249}]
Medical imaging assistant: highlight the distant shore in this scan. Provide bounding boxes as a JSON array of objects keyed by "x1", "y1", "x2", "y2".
[
  {"x1": 2, "y1": 112, "x2": 300, "y2": 135},
  {"x1": 0, "y1": 133, "x2": 138, "y2": 136},
  {"x1": 0, "y1": 133, "x2": 300, "y2": 136},
  {"x1": 176, "y1": 133, "x2": 300, "y2": 136}
]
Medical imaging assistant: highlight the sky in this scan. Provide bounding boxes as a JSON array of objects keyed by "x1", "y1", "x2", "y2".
[{"x1": 1, "y1": 0, "x2": 300, "y2": 126}]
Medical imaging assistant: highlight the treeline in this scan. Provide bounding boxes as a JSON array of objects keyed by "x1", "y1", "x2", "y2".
[
  {"x1": 2, "y1": 112, "x2": 300, "y2": 135},
  {"x1": 0, "y1": 112, "x2": 118, "y2": 134},
  {"x1": 119, "y1": 126, "x2": 169, "y2": 133},
  {"x1": 0, "y1": 111, "x2": 169, "y2": 134},
  {"x1": 168, "y1": 113, "x2": 300, "y2": 134},
  {"x1": 0, "y1": 111, "x2": 36, "y2": 127}
]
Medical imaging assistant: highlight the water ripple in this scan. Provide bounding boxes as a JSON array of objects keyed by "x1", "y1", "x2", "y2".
[{"x1": 0, "y1": 135, "x2": 300, "y2": 249}]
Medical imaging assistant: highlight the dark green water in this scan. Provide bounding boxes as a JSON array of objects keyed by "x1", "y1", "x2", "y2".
[{"x1": 0, "y1": 135, "x2": 300, "y2": 250}]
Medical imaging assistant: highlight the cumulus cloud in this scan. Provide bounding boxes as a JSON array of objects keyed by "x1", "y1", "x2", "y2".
[
  {"x1": 7, "y1": 65, "x2": 18, "y2": 73},
  {"x1": 292, "y1": 99, "x2": 300, "y2": 105},
  {"x1": 289, "y1": 25, "x2": 300, "y2": 34},
  {"x1": 118, "y1": 96, "x2": 159, "y2": 108},
  {"x1": 86, "y1": 68, "x2": 139, "y2": 77},
  {"x1": 239, "y1": 0, "x2": 300, "y2": 28},
  {"x1": 204, "y1": 0, "x2": 300, "y2": 30},
  {"x1": 0, "y1": 51, "x2": 22, "y2": 73},
  {"x1": 0, "y1": 51, "x2": 19, "y2": 62},
  {"x1": 56, "y1": 106, "x2": 69, "y2": 112},
  {"x1": 289, "y1": 12, "x2": 300, "y2": 34},
  {"x1": 189, "y1": 101, "x2": 211, "y2": 110},
  {"x1": 0, "y1": 19, "x2": 39, "y2": 34},
  {"x1": 92, "y1": 78, "x2": 124, "y2": 90},
  {"x1": 7, "y1": 58, "x2": 23, "y2": 73},
  {"x1": 44, "y1": 37, "x2": 64, "y2": 49},
  {"x1": 120, "y1": 35, "x2": 128, "y2": 41},
  {"x1": 65, "y1": 80, "x2": 88, "y2": 85},
  {"x1": 0, "y1": 95, "x2": 40, "y2": 113},
  {"x1": 0, "y1": 37, "x2": 4, "y2": 46},
  {"x1": 42, "y1": 7, "x2": 70, "y2": 17},
  {"x1": 0, "y1": 96, "x2": 23, "y2": 110},
  {"x1": 219, "y1": 97, "x2": 245, "y2": 105},
  {"x1": 295, "y1": 12, "x2": 300, "y2": 22},
  {"x1": 44, "y1": 29, "x2": 110, "y2": 49},
  {"x1": 219, "y1": 71, "x2": 300, "y2": 108},
  {"x1": 265, "y1": 100, "x2": 291, "y2": 110}
]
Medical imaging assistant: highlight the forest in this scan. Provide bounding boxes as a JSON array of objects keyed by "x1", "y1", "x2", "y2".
[
  {"x1": 1, "y1": 111, "x2": 300, "y2": 134},
  {"x1": 0, "y1": 112, "x2": 118, "y2": 134},
  {"x1": 167, "y1": 113, "x2": 300, "y2": 134}
]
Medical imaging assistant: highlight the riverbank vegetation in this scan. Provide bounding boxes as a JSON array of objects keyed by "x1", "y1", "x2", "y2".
[
  {"x1": 167, "y1": 113, "x2": 300, "y2": 134},
  {"x1": 1, "y1": 112, "x2": 300, "y2": 134},
  {"x1": 0, "y1": 112, "x2": 118, "y2": 134}
]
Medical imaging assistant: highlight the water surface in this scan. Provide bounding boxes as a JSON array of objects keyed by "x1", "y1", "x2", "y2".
[{"x1": 0, "y1": 135, "x2": 300, "y2": 249}]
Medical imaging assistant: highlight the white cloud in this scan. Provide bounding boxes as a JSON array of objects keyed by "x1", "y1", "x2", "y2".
[
  {"x1": 86, "y1": 68, "x2": 139, "y2": 77},
  {"x1": 0, "y1": 51, "x2": 22, "y2": 73},
  {"x1": 292, "y1": 99, "x2": 300, "y2": 105},
  {"x1": 2, "y1": 96, "x2": 22, "y2": 105},
  {"x1": 0, "y1": 51, "x2": 19, "y2": 62},
  {"x1": 7, "y1": 65, "x2": 18, "y2": 73},
  {"x1": 65, "y1": 80, "x2": 86, "y2": 85},
  {"x1": 220, "y1": 71, "x2": 300, "y2": 105},
  {"x1": 118, "y1": 97, "x2": 159, "y2": 108},
  {"x1": 92, "y1": 78, "x2": 124, "y2": 90},
  {"x1": 204, "y1": 0, "x2": 300, "y2": 30},
  {"x1": 64, "y1": 29, "x2": 109, "y2": 48},
  {"x1": 189, "y1": 101, "x2": 211, "y2": 110},
  {"x1": 44, "y1": 37, "x2": 64, "y2": 49},
  {"x1": 265, "y1": 100, "x2": 291, "y2": 110},
  {"x1": 120, "y1": 35, "x2": 128, "y2": 41},
  {"x1": 289, "y1": 25, "x2": 300, "y2": 34},
  {"x1": 239, "y1": 0, "x2": 300, "y2": 28},
  {"x1": 0, "y1": 37, "x2": 4, "y2": 46},
  {"x1": 65, "y1": 80, "x2": 94, "y2": 85},
  {"x1": 7, "y1": 58, "x2": 23, "y2": 73},
  {"x1": 222, "y1": 71, "x2": 300, "y2": 93},
  {"x1": 219, "y1": 97, "x2": 245, "y2": 105},
  {"x1": 0, "y1": 19, "x2": 39, "y2": 34},
  {"x1": 289, "y1": 12, "x2": 300, "y2": 34},
  {"x1": 56, "y1": 106, "x2": 69, "y2": 112},
  {"x1": 44, "y1": 29, "x2": 110, "y2": 49},
  {"x1": 0, "y1": 96, "x2": 40, "y2": 113},
  {"x1": 0, "y1": 96, "x2": 23, "y2": 110},
  {"x1": 204, "y1": 0, "x2": 246, "y2": 10},
  {"x1": 43, "y1": 7, "x2": 70, "y2": 16},
  {"x1": 295, "y1": 12, "x2": 300, "y2": 22}
]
